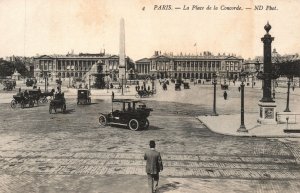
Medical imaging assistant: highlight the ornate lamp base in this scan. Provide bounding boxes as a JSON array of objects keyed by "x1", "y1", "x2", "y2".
[
  {"x1": 237, "y1": 124, "x2": 248, "y2": 133},
  {"x1": 258, "y1": 101, "x2": 277, "y2": 124}
]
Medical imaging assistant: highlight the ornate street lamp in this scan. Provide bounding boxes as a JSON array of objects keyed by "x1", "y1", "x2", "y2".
[
  {"x1": 237, "y1": 71, "x2": 248, "y2": 132},
  {"x1": 121, "y1": 74, "x2": 124, "y2": 95},
  {"x1": 284, "y1": 75, "x2": 293, "y2": 112},
  {"x1": 41, "y1": 70, "x2": 48, "y2": 92},
  {"x1": 255, "y1": 22, "x2": 279, "y2": 124},
  {"x1": 212, "y1": 73, "x2": 218, "y2": 116}
]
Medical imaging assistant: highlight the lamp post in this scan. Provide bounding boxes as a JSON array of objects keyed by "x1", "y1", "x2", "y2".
[
  {"x1": 254, "y1": 22, "x2": 279, "y2": 124},
  {"x1": 45, "y1": 73, "x2": 48, "y2": 92},
  {"x1": 251, "y1": 74, "x2": 254, "y2": 88},
  {"x1": 42, "y1": 71, "x2": 48, "y2": 92},
  {"x1": 284, "y1": 76, "x2": 292, "y2": 112},
  {"x1": 237, "y1": 71, "x2": 248, "y2": 132},
  {"x1": 212, "y1": 73, "x2": 218, "y2": 116},
  {"x1": 121, "y1": 74, "x2": 124, "y2": 95},
  {"x1": 105, "y1": 65, "x2": 109, "y2": 93}
]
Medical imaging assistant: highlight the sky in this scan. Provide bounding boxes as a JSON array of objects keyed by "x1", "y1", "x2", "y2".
[{"x1": 0, "y1": 0, "x2": 299, "y2": 61}]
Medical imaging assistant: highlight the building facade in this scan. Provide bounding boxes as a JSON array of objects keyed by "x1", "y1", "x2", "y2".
[
  {"x1": 136, "y1": 51, "x2": 244, "y2": 81},
  {"x1": 33, "y1": 52, "x2": 133, "y2": 82}
]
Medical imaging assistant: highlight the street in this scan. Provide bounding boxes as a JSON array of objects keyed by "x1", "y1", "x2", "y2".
[{"x1": 0, "y1": 88, "x2": 300, "y2": 192}]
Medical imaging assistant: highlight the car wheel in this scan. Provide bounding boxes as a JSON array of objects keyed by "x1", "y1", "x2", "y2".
[
  {"x1": 98, "y1": 114, "x2": 107, "y2": 126},
  {"x1": 10, "y1": 100, "x2": 17, "y2": 109},
  {"x1": 128, "y1": 119, "x2": 139, "y2": 131},
  {"x1": 140, "y1": 119, "x2": 149, "y2": 129}
]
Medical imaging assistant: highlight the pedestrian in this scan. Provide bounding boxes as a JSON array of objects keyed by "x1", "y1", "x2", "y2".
[
  {"x1": 254, "y1": 82, "x2": 256, "y2": 86},
  {"x1": 37, "y1": 87, "x2": 41, "y2": 95},
  {"x1": 223, "y1": 91, "x2": 228, "y2": 100},
  {"x1": 144, "y1": 140, "x2": 163, "y2": 193},
  {"x1": 238, "y1": 86, "x2": 241, "y2": 92},
  {"x1": 112, "y1": 91, "x2": 114, "y2": 101},
  {"x1": 292, "y1": 85, "x2": 295, "y2": 91}
]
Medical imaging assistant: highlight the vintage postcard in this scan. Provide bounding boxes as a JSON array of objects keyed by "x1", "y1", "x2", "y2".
[{"x1": 0, "y1": 0, "x2": 300, "y2": 192}]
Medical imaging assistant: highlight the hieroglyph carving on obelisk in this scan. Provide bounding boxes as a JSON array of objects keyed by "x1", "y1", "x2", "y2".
[{"x1": 119, "y1": 18, "x2": 126, "y2": 79}]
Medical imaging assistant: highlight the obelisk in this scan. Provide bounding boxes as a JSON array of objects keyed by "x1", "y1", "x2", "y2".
[{"x1": 119, "y1": 18, "x2": 126, "y2": 82}]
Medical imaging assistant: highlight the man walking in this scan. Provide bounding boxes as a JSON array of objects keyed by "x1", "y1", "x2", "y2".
[
  {"x1": 223, "y1": 91, "x2": 228, "y2": 100},
  {"x1": 144, "y1": 140, "x2": 163, "y2": 193}
]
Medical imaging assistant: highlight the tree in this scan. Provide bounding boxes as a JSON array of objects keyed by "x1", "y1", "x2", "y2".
[{"x1": 0, "y1": 58, "x2": 30, "y2": 78}]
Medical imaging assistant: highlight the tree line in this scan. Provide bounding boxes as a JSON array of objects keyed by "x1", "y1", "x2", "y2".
[{"x1": 0, "y1": 58, "x2": 31, "y2": 78}]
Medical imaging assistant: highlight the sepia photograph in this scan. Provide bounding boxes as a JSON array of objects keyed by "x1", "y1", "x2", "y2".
[{"x1": 0, "y1": 0, "x2": 300, "y2": 192}]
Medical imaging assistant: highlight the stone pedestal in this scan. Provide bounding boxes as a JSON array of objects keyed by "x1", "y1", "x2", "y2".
[{"x1": 258, "y1": 101, "x2": 277, "y2": 124}]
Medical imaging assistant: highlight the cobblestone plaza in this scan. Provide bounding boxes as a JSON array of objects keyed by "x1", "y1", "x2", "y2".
[{"x1": 0, "y1": 81, "x2": 300, "y2": 192}]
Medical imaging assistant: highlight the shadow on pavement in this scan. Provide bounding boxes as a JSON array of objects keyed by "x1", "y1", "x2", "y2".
[
  {"x1": 157, "y1": 181, "x2": 180, "y2": 192},
  {"x1": 63, "y1": 109, "x2": 76, "y2": 114},
  {"x1": 147, "y1": 125, "x2": 164, "y2": 130},
  {"x1": 76, "y1": 102, "x2": 99, "y2": 105}
]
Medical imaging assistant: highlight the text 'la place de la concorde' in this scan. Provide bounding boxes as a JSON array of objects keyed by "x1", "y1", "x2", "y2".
[{"x1": 153, "y1": 4, "x2": 278, "y2": 11}]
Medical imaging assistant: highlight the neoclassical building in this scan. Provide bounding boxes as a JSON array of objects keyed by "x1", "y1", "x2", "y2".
[
  {"x1": 33, "y1": 52, "x2": 133, "y2": 82},
  {"x1": 136, "y1": 51, "x2": 244, "y2": 80}
]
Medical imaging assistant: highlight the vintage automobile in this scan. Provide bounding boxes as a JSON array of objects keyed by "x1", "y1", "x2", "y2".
[
  {"x1": 49, "y1": 92, "x2": 66, "y2": 114},
  {"x1": 77, "y1": 89, "x2": 91, "y2": 105},
  {"x1": 10, "y1": 92, "x2": 34, "y2": 109},
  {"x1": 183, "y1": 82, "x2": 190, "y2": 89},
  {"x1": 98, "y1": 99, "x2": 153, "y2": 131},
  {"x1": 175, "y1": 83, "x2": 181, "y2": 91}
]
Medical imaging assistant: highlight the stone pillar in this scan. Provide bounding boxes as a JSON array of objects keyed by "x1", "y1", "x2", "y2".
[{"x1": 258, "y1": 22, "x2": 277, "y2": 124}]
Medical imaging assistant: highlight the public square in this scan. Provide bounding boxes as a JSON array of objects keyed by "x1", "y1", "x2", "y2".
[{"x1": 0, "y1": 80, "x2": 300, "y2": 193}]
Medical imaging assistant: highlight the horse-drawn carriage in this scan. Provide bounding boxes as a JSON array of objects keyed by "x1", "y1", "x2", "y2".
[
  {"x1": 2, "y1": 80, "x2": 15, "y2": 91},
  {"x1": 28, "y1": 90, "x2": 41, "y2": 106},
  {"x1": 135, "y1": 89, "x2": 154, "y2": 98},
  {"x1": 11, "y1": 92, "x2": 35, "y2": 109},
  {"x1": 49, "y1": 92, "x2": 66, "y2": 114},
  {"x1": 39, "y1": 89, "x2": 55, "y2": 103},
  {"x1": 26, "y1": 78, "x2": 35, "y2": 87},
  {"x1": 221, "y1": 84, "x2": 229, "y2": 90},
  {"x1": 98, "y1": 99, "x2": 153, "y2": 131}
]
